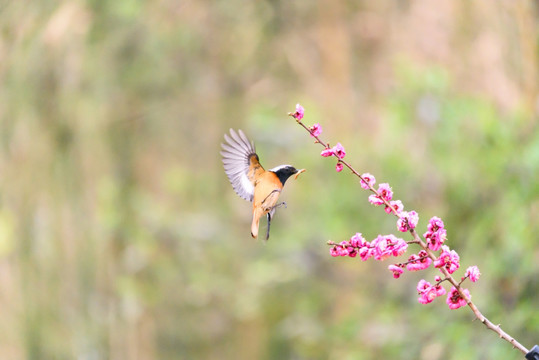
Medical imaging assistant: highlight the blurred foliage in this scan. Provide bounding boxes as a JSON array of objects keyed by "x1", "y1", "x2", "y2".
[{"x1": 0, "y1": 0, "x2": 538, "y2": 359}]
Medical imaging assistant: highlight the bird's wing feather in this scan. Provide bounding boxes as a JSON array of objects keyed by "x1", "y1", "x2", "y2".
[{"x1": 221, "y1": 129, "x2": 261, "y2": 202}]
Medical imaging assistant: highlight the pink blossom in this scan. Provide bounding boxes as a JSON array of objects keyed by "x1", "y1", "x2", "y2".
[
  {"x1": 418, "y1": 289, "x2": 436, "y2": 304},
  {"x1": 417, "y1": 279, "x2": 446, "y2": 304},
  {"x1": 320, "y1": 148, "x2": 334, "y2": 157},
  {"x1": 434, "y1": 245, "x2": 460, "y2": 274},
  {"x1": 406, "y1": 211, "x2": 418, "y2": 229},
  {"x1": 339, "y1": 247, "x2": 349, "y2": 257},
  {"x1": 465, "y1": 266, "x2": 481, "y2": 282},
  {"x1": 378, "y1": 183, "x2": 393, "y2": 201},
  {"x1": 335, "y1": 241, "x2": 359, "y2": 258},
  {"x1": 385, "y1": 200, "x2": 403, "y2": 215},
  {"x1": 424, "y1": 228, "x2": 446, "y2": 251},
  {"x1": 406, "y1": 254, "x2": 420, "y2": 271},
  {"x1": 329, "y1": 243, "x2": 351, "y2": 257},
  {"x1": 406, "y1": 250, "x2": 432, "y2": 271},
  {"x1": 388, "y1": 264, "x2": 404, "y2": 279},
  {"x1": 371, "y1": 235, "x2": 389, "y2": 260},
  {"x1": 332, "y1": 143, "x2": 346, "y2": 159},
  {"x1": 397, "y1": 218, "x2": 408, "y2": 232},
  {"x1": 335, "y1": 162, "x2": 343, "y2": 172},
  {"x1": 368, "y1": 183, "x2": 393, "y2": 206},
  {"x1": 358, "y1": 245, "x2": 373, "y2": 261},
  {"x1": 446, "y1": 286, "x2": 470, "y2": 310},
  {"x1": 350, "y1": 233, "x2": 366, "y2": 247},
  {"x1": 368, "y1": 194, "x2": 385, "y2": 206},
  {"x1": 424, "y1": 217, "x2": 446, "y2": 251},
  {"x1": 292, "y1": 103, "x2": 304, "y2": 120},
  {"x1": 417, "y1": 280, "x2": 435, "y2": 304},
  {"x1": 389, "y1": 236, "x2": 408, "y2": 257},
  {"x1": 417, "y1": 279, "x2": 431, "y2": 293},
  {"x1": 309, "y1": 123, "x2": 322, "y2": 137},
  {"x1": 428, "y1": 216, "x2": 444, "y2": 233},
  {"x1": 397, "y1": 210, "x2": 419, "y2": 232},
  {"x1": 360, "y1": 173, "x2": 376, "y2": 189},
  {"x1": 433, "y1": 283, "x2": 446, "y2": 297},
  {"x1": 372, "y1": 234, "x2": 407, "y2": 260},
  {"x1": 320, "y1": 143, "x2": 346, "y2": 160}
]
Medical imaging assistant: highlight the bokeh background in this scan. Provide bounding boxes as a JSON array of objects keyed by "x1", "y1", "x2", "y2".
[{"x1": 1, "y1": 0, "x2": 538, "y2": 359}]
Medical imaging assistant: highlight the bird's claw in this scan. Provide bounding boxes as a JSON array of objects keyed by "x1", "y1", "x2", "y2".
[{"x1": 272, "y1": 202, "x2": 287, "y2": 210}]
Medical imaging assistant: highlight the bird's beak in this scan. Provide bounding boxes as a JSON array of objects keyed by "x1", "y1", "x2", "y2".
[{"x1": 294, "y1": 168, "x2": 306, "y2": 180}]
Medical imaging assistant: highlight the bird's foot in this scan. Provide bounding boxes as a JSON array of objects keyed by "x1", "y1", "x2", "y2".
[{"x1": 272, "y1": 202, "x2": 287, "y2": 210}]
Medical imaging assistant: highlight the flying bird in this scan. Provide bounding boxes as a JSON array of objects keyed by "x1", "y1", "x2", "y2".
[{"x1": 221, "y1": 129, "x2": 305, "y2": 240}]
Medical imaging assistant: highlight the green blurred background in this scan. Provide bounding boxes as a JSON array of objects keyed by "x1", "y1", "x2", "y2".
[{"x1": 1, "y1": 1, "x2": 538, "y2": 359}]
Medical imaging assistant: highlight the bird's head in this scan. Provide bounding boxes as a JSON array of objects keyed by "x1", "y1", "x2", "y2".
[{"x1": 270, "y1": 165, "x2": 306, "y2": 186}]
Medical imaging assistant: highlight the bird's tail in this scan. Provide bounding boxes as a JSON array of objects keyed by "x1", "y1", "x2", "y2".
[
  {"x1": 265, "y1": 213, "x2": 271, "y2": 241},
  {"x1": 251, "y1": 207, "x2": 264, "y2": 239},
  {"x1": 252, "y1": 206, "x2": 276, "y2": 240}
]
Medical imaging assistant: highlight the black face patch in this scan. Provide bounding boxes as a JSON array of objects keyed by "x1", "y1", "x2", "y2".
[{"x1": 272, "y1": 166, "x2": 297, "y2": 186}]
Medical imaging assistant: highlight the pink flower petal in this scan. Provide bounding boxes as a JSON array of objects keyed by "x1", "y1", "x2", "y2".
[
  {"x1": 294, "y1": 103, "x2": 304, "y2": 120},
  {"x1": 332, "y1": 143, "x2": 346, "y2": 159},
  {"x1": 320, "y1": 148, "x2": 334, "y2": 157},
  {"x1": 360, "y1": 173, "x2": 376, "y2": 189},
  {"x1": 388, "y1": 264, "x2": 404, "y2": 279},
  {"x1": 309, "y1": 123, "x2": 322, "y2": 137},
  {"x1": 465, "y1": 266, "x2": 481, "y2": 282},
  {"x1": 446, "y1": 287, "x2": 470, "y2": 309}
]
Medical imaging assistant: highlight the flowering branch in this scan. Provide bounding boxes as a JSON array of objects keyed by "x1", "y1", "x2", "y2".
[{"x1": 289, "y1": 104, "x2": 532, "y2": 356}]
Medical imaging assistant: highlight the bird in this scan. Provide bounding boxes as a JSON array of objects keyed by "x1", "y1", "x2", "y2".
[{"x1": 221, "y1": 129, "x2": 305, "y2": 240}]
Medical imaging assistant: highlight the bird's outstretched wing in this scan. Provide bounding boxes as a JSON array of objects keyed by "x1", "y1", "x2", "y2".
[{"x1": 221, "y1": 129, "x2": 263, "y2": 202}]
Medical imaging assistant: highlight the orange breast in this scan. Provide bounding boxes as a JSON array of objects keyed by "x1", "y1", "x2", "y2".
[{"x1": 253, "y1": 172, "x2": 282, "y2": 212}]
